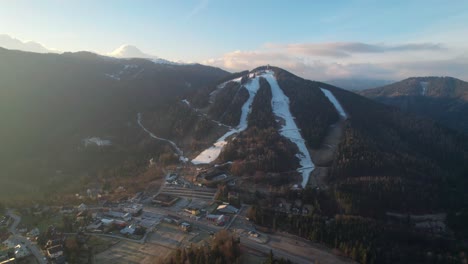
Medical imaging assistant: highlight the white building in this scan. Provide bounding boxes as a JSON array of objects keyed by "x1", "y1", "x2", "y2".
[
  {"x1": 14, "y1": 244, "x2": 31, "y2": 258},
  {"x1": 217, "y1": 204, "x2": 239, "y2": 214}
]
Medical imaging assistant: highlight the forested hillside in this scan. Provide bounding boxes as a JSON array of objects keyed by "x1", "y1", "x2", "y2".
[
  {"x1": 327, "y1": 85, "x2": 468, "y2": 216},
  {"x1": 0, "y1": 48, "x2": 228, "y2": 200},
  {"x1": 360, "y1": 76, "x2": 468, "y2": 133}
]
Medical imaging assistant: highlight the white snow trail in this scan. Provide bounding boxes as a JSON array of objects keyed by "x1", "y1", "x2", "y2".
[
  {"x1": 320, "y1": 88, "x2": 348, "y2": 119},
  {"x1": 137, "y1": 113, "x2": 188, "y2": 162},
  {"x1": 262, "y1": 71, "x2": 315, "y2": 188},
  {"x1": 420, "y1": 81, "x2": 429, "y2": 96}
]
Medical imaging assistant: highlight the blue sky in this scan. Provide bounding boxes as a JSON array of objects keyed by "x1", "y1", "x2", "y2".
[{"x1": 1, "y1": 0, "x2": 468, "y2": 80}]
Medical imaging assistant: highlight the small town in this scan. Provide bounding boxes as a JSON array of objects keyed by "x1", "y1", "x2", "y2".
[{"x1": 1, "y1": 165, "x2": 330, "y2": 264}]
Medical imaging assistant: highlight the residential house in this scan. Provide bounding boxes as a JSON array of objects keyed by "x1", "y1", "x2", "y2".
[
  {"x1": 184, "y1": 207, "x2": 200, "y2": 216},
  {"x1": 104, "y1": 211, "x2": 132, "y2": 222},
  {"x1": 46, "y1": 245, "x2": 64, "y2": 259},
  {"x1": 122, "y1": 204, "x2": 143, "y2": 216},
  {"x1": 120, "y1": 225, "x2": 137, "y2": 235},
  {"x1": 216, "y1": 204, "x2": 239, "y2": 214},
  {"x1": 179, "y1": 222, "x2": 192, "y2": 232},
  {"x1": 206, "y1": 214, "x2": 229, "y2": 226},
  {"x1": 14, "y1": 244, "x2": 30, "y2": 258},
  {"x1": 77, "y1": 203, "x2": 88, "y2": 212}
]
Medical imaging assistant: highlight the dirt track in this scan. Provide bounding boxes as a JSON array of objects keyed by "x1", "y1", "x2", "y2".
[{"x1": 308, "y1": 118, "x2": 346, "y2": 188}]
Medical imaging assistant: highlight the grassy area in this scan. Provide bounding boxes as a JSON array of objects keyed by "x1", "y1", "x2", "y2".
[
  {"x1": 240, "y1": 249, "x2": 267, "y2": 264},
  {"x1": 87, "y1": 236, "x2": 119, "y2": 255},
  {"x1": 19, "y1": 212, "x2": 63, "y2": 232}
]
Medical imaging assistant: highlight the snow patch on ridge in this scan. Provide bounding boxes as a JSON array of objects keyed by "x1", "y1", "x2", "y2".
[
  {"x1": 262, "y1": 71, "x2": 314, "y2": 188},
  {"x1": 105, "y1": 64, "x2": 139, "y2": 81},
  {"x1": 209, "y1": 76, "x2": 242, "y2": 96},
  {"x1": 420, "y1": 81, "x2": 429, "y2": 96},
  {"x1": 82, "y1": 137, "x2": 112, "y2": 147},
  {"x1": 320, "y1": 88, "x2": 348, "y2": 119},
  {"x1": 192, "y1": 77, "x2": 260, "y2": 165}
]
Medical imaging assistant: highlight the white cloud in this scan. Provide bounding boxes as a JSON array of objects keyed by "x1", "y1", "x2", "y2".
[
  {"x1": 0, "y1": 34, "x2": 56, "y2": 53},
  {"x1": 266, "y1": 42, "x2": 444, "y2": 58},
  {"x1": 203, "y1": 41, "x2": 468, "y2": 81}
]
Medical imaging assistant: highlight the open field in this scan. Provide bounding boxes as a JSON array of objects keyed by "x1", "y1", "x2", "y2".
[{"x1": 95, "y1": 240, "x2": 172, "y2": 264}]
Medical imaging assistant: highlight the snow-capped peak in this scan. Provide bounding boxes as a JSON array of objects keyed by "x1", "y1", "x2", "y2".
[
  {"x1": 108, "y1": 44, "x2": 180, "y2": 65},
  {"x1": 109, "y1": 44, "x2": 151, "y2": 58}
]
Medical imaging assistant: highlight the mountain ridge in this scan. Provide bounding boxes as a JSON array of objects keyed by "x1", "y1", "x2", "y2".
[{"x1": 359, "y1": 76, "x2": 468, "y2": 133}]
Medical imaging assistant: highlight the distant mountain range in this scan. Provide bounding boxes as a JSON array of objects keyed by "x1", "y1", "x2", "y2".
[
  {"x1": 360, "y1": 76, "x2": 468, "y2": 133},
  {"x1": 1, "y1": 47, "x2": 467, "y2": 262},
  {"x1": 1, "y1": 47, "x2": 466, "y2": 212}
]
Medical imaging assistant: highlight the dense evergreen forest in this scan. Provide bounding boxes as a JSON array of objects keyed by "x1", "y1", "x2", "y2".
[
  {"x1": 160, "y1": 230, "x2": 241, "y2": 264},
  {"x1": 360, "y1": 76, "x2": 468, "y2": 133},
  {"x1": 208, "y1": 82, "x2": 249, "y2": 127},
  {"x1": 248, "y1": 187, "x2": 467, "y2": 264},
  {"x1": 325, "y1": 85, "x2": 468, "y2": 215}
]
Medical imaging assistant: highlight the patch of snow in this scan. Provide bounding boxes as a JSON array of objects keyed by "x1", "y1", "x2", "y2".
[
  {"x1": 262, "y1": 71, "x2": 314, "y2": 188},
  {"x1": 214, "y1": 161, "x2": 233, "y2": 167},
  {"x1": 105, "y1": 64, "x2": 139, "y2": 81},
  {"x1": 105, "y1": 73, "x2": 120, "y2": 81},
  {"x1": 137, "y1": 113, "x2": 188, "y2": 163},
  {"x1": 151, "y1": 58, "x2": 178, "y2": 65},
  {"x1": 192, "y1": 77, "x2": 260, "y2": 165},
  {"x1": 124, "y1": 64, "x2": 138, "y2": 70},
  {"x1": 210, "y1": 76, "x2": 243, "y2": 96},
  {"x1": 320, "y1": 88, "x2": 348, "y2": 119},
  {"x1": 83, "y1": 137, "x2": 112, "y2": 147},
  {"x1": 182, "y1": 99, "x2": 190, "y2": 106},
  {"x1": 420, "y1": 81, "x2": 429, "y2": 96}
]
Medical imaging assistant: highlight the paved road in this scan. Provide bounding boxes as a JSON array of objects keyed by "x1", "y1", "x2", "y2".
[{"x1": 7, "y1": 210, "x2": 47, "y2": 264}]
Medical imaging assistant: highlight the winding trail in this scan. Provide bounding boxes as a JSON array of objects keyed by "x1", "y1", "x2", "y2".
[{"x1": 137, "y1": 113, "x2": 188, "y2": 162}]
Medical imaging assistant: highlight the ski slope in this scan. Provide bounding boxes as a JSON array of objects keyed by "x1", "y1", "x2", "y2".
[
  {"x1": 192, "y1": 77, "x2": 260, "y2": 165},
  {"x1": 262, "y1": 71, "x2": 315, "y2": 187},
  {"x1": 320, "y1": 88, "x2": 348, "y2": 119},
  {"x1": 420, "y1": 81, "x2": 429, "y2": 96}
]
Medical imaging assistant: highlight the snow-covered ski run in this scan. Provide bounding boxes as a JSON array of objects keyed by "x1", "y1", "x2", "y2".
[
  {"x1": 320, "y1": 88, "x2": 348, "y2": 119},
  {"x1": 191, "y1": 70, "x2": 349, "y2": 188},
  {"x1": 262, "y1": 71, "x2": 315, "y2": 188}
]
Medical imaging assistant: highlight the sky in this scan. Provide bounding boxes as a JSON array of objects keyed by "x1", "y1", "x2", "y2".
[{"x1": 1, "y1": 0, "x2": 468, "y2": 81}]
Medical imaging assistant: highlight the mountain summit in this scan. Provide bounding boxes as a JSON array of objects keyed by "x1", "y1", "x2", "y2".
[{"x1": 108, "y1": 44, "x2": 174, "y2": 64}]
